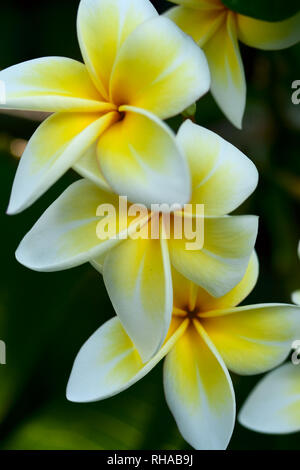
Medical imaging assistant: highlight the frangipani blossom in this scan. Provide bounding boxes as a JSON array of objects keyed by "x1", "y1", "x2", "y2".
[
  {"x1": 67, "y1": 253, "x2": 300, "y2": 450},
  {"x1": 239, "y1": 242, "x2": 300, "y2": 434},
  {"x1": 165, "y1": 0, "x2": 300, "y2": 128},
  {"x1": 1, "y1": 0, "x2": 210, "y2": 214},
  {"x1": 15, "y1": 120, "x2": 258, "y2": 362}
]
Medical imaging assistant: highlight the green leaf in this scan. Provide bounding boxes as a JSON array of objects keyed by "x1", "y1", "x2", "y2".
[{"x1": 222, "y1": 0, "x2": 299, "y2": 22}]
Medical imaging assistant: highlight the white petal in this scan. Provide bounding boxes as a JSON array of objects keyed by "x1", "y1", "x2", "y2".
[
  {"x1": 8, "y1": 112, "x2": 118, "y2": 214},
  {"x1": 164, "y1": 320, "x2": 235, "y2": 449},
  {"x1": 239, "y1": 363, "x2": 300, "y2": 434},
  {"x1": 16, "y1": 180, "x2": 133, "y2": 271},
  {"x1": 103, "y1": 221, "x2": 173, "y2": 362},
  {"x1": 67, "y1": 316, "x2": 188, "y2": 402}
]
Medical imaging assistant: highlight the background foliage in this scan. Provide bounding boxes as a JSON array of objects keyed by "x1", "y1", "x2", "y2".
[{"x1": 0, "y1": 0, "x2": 299, "y2": 450}]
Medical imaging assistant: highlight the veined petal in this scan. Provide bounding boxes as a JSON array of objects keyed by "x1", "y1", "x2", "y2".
[
  {"x1": 110, "y1": 16, "x2": 210, "y2": 119},
  {"x1": 165, "y1": 6, "x2": 226, "y2": 47},
  {"x1": 0, "y1": 57, "x2": 109, "y2": 112},
  {"x1": 73, "y1": 142, "x2": 111, "y2": 191},
  {"x1": 237, "y1": 12, "x2": 300, "y2": 50},
  {"x1": 15, "y1": 179, "x2": 136, "y2": 271},
  {"x1": 177, "y1": 120, "x2": 258, "y2": 215},
  {"x1": 239, "y1": 363, "x2": 300, "y2": 434},
  {"x1": 7, "y1": 112, "x2": 119, "y2": 214},
  {"x1": 164, "y1": 321, "x2": 235, "y2": 450},
  {"x1": 169, "y1": 215, "x2": 258, "y2": 297},
  {"x1": 103, "y1": 220, "x2": 173, "y2": 362},
  {"x1": 77, "y1": 0, "x2": 157, "y2": 99},
  {"x1": 204, "y1": 12, "x2": 246, "y2": 128},
  {"x1": 97, "y1": 106, "x2": 191, "y2": 208},
  {"x1": 201, "y1": 304, "x2": 300, "y2": 375},
  {"x1": 67, "y1": 316, "x2": 188, "y2": 403}
]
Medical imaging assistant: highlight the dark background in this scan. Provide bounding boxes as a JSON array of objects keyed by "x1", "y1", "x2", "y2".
[{"x1": 0, "y1": 0, "x2": 299, "y2": 450}]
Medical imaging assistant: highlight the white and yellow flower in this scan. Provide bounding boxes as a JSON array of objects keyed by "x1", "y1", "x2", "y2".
[
  {"x1": 239, "y1": 241, "x2": 300, "y2": 434},
  {"x1": 15, "y1": 120, "x2": 258, "y2": 362},
  {"x1": 1, "y1": 0, "x2": 210, "y2": 214},
  {"x1": 66, "y1": 253, "x2": 300, "y2": 449},
  {"x1": 165, "y1": 0, "x2": 300, "y2": 128}
]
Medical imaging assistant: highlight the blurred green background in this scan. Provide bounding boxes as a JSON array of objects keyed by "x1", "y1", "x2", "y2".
[{"x1": 0, "y1": 0, "x2": 299, "y2": 450}]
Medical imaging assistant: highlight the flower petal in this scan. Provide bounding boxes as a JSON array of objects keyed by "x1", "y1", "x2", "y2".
[
  {"x1": 97, "y1": 106, "x2": 191, "y2": 208},
  {"x1": 201, "y1": 304, "x2": 300, "y2": 375},
  {"x1": 165, "y1": 6, "x2": 225, "y2": 47},
  {"x1": 239, "y1": 363, "x2": 300, "y2": 434},
  {"x1": 177, "y1": 120, "x2": 258, "y2": 215},
  {"x1": 7, "y1": 112, "x2": 118, "y2": 214},
  {"x1": 103, "y1": 220, "x2": 173, "y2": 362},
  {"x1": 163, "y1": 320, "x2": 235, "y2": 450},
  {"x1": 292, "y1": 290, "x2": 300, "y2": 305},
  {"x1": 169, "y1": 215, "x2": 258, "y2": 297},
  {"x1": 16, "y1": 179, "x2": 134, "y2": 271},
  {"x1": 0, "y1": 57, "x2": 109, "y2": 112},
  {"x1": 110, "y1": 16, "x2": 210, "y2": 119},
  {"x1": 204, "y1": 12, "x2": 246, "y2": 128},
  {"x1": 77, "y1": 0, "x2": 157, "y2": 99},
  {"x1": 90, "y1": 253, "x2": 107, "y2": 275},
  {"x1": 237, "y1": 12, "x2": 300, "y2": 50},
  {"x1": 196, "y1": 252, "x2": 259, "y2": 311},
  {"x1": 73, "y1": 142, "x2": 111, "y2": 191},
  {"x1": 172, "y1": 253, "x2": 258, "y2": 313},
  {"x1": 67, "y1": 316, "x2": 188, "y2": 402}
]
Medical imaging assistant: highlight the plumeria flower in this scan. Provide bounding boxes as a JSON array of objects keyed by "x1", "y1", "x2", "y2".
[
  {"x1": 15, "y1": 120, "x2": 258, "y2": 362},
  {"x1": 0, "y1": 0, "x2": 210, "y2": 214},
  {"x1": 239, "y1": 241, "x2": 300, "y2": 434},
  {"x1": 165, "y1": 0, "x2": 300, "y2": 128},
  {"x1": 66, "y1": 253, "x2": 300, "y2": 450}
]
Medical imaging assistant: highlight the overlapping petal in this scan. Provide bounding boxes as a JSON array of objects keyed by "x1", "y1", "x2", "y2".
[
  {"x1": 15, "y1": 179, "x2": 136, "y2": 271},
  {"x1": 67, "y1": 316, "x2": 188, "y2": 402},
  {"x1": 103, "y1": 219, "x2": 173, "y2": 362},
  {"x1": 237, "y1": 12, "x2": 300, "y2": 50},
  {"x1": 239, "y1": 363, "x2": 300, "y2": 434},
  {"x1": 163, "y1": 321, "x2": 235, "y2": 450},
  {"x1": 73, "y1": 142, "x2": 111, "y2": 191},
  {"x1": 77, "y1": 0, "x2": 157, "y2": 99},
  {"x1": 177, "y1": 120, "x2": 258, "y2": 215},
  {"x1": 204, "y1": 12, "x2": 246, "y2": 128},
  {"x1": 169, "y1": 214, "x2": 258, "y2": 297},
  {"x1": 7, "y1": 112, "x2": 118, "y2": 214},
  {"x1": 165, "y1": 6, "x2": 225, "y2": 47},
  {"x1": 110, "y1": 16, "x2": 210, "y2": 118},
  {"x1": 0, "y1": 57, "x2": 108, "y2": 112},
  {"x1": 97, "y1": 106, "x2": 191, "y2": 208},
  {"x1": 195, "y1": 252, "x2": 259, "y2": 312},
  {"x1": 201, "y1": 304, "x2": 300, "y2": 375}
]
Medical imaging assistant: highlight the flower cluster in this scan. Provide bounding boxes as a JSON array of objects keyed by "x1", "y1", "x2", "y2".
[{"x1": 1, "y1": 0, "x2": 300, "y2": 450}]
